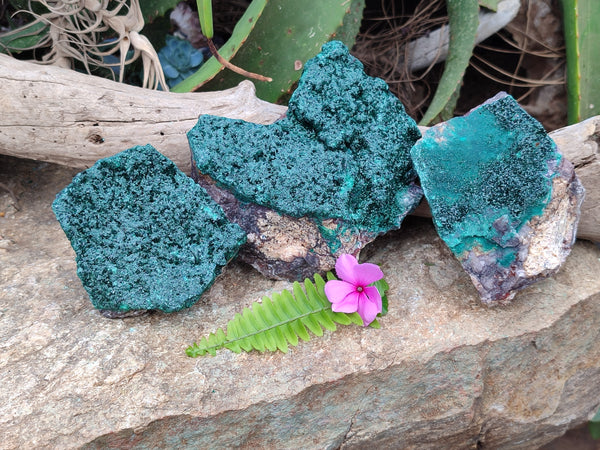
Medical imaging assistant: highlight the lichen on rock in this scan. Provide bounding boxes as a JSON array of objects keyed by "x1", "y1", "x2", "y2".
[
  {"x1": 52, "y1": 145, "x2": 246, "y2": 313},
  {"x1": 411, "y1": 92, "x2": 585, "y2": 304}
]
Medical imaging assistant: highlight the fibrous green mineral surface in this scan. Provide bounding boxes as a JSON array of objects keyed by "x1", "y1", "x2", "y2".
[
  {"x1": 188, "y1": 41, "x2": 422, "y2": 233},
  {"x1": 52, "y1": 145, "x2": 246, "y2": 313},
  {"x1": 411, "y1": 93, "x2": 561, "y2": 267}
]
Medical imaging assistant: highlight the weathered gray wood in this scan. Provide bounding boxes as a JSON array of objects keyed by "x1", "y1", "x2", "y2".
[
  {"x1": 0, "y1": 54, "x2": 286, "y2": 170},
  {"x1": 551, "y1": 116, "x2": 600, "y2": 242}
]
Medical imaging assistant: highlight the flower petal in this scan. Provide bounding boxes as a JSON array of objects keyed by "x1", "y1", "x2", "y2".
[
  {"x1": 352, "y1": 262, "x2": 384, "y2": 287},
  {"x1": 334, "y1": 254, "x2": 359, "y2": 284},
  {"x1": 363, "y1": 285, "x2": 382, "y2": 311},
  {"x1": 324, "y1": 280, "x2": 355, "y2": 304},
  {"x1": 357, "y1": 292, "x2": 380, "y2": 326},
  {"x1": 331, "y1": 292, "x2": 360, "y2": 313}
]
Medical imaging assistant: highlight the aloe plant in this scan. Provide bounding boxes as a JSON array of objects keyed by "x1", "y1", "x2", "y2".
[
  {"x1": 560, "y1": 0, "x2": 600, "y2": 123},
  {"x1": 174, "y1": 0, "x2": 365, "y2": 103},
  {"x1": 196, "y1": 0, "x2": 214, "y2": 40},
  {"x1": 0, "y1": 20, "x2": 47, "y2": 53},
  {"x1": 419, "y1": 0, "x2": 480, "y2": 125},
  {"x1": 171, "y1": 0, "x2": 268, "y2": 93},
  {"x1": 478, "y1": 0, "x2": 499, "y2": 9}
]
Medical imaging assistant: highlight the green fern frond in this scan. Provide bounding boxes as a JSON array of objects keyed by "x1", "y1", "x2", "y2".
[{"x1": 186, "y1": 273, "x2": 387, "y2": 357}]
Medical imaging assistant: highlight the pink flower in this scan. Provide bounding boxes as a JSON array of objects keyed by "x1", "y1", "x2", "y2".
[{"x1": 324, "y1": 254, "x2": 384, "y2": 326}]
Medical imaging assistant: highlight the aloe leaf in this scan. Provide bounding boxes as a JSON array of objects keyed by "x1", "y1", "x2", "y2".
[
  {"x1": 188, "y1": 0, "x2": 365, "y2": 102},
  {"x1": 478, "y1": 0, "x2": 498, "y2": 11},
  {"x1": 171, "y1": 0, "x2": 267, "y2": 92},
  {"x1": 560, "y1": 0, "x2": 600, "y2": 123},
  {"x1": 419, "y1": 0, "x2": 480, "y2": 125},
  {"x1": 590, "y1": 422, "x2": 600, "y2": 440},
  {"x1": 438, "y1": 82, "x2": 462, "y2": 122},
  {"x1": 196, "y1": 0, "x2": 214, "y2": 39},
  {"x1": 0, "y1": 20, "x2": 47, "y2": 53},
  {"x1": 186, "y1": 273, "x2": 384, "y2": 357}
]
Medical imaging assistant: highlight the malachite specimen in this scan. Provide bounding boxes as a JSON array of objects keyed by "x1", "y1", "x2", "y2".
[
  {"x1": 187, "y1": 41, "x2": 423, "y2": 239},
  {"x1": 52, "y1": 145, "x2": 246, "y2": 313},
  {"x1": 411, "y1": 92, "x2": 585, "y2": 304}
]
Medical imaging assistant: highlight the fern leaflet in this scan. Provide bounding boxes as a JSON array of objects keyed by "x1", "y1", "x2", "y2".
[{"x1": 186, "y1": 273, "x2": 388, "y2": 357}]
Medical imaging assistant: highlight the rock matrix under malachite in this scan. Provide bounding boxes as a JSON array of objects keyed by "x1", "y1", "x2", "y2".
[
  {"x1": 411, "y1": 93, "x2": 585, "y2": 304},
  {"x1": 187, "y1": 41, "x2": 422, "y2": 280},
  {"x1": 191, "y1": 171, "x2": 379, "y2": 281},
  {"x1": 52, "y1": 145, "x2": 246, "y2": 314}
]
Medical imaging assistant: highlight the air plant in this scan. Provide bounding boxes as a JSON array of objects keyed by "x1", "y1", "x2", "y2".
[{"x1": 0, "y1": 0, "x2": 168, "y2": 90}]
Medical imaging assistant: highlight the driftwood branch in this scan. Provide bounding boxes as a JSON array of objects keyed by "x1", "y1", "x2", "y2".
[
  {"x1": 0, "y1": 54, "x2": 286, "y2": 170},
  {"x1": 0, "y1": 54, "x2": 597, "y2": 241},
  {"x1": 549, "y1": 116, "x2": 600, "y2": 241}
]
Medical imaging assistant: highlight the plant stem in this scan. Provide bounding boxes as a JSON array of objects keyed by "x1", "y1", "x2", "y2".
[{"x1": 207, "y1": 39, "x2": 272, "y2": 83}]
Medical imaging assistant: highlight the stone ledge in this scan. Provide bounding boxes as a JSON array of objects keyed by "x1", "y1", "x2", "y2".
[{"x1": 1, "y1": 155, "x2": 599, "y2": 448}]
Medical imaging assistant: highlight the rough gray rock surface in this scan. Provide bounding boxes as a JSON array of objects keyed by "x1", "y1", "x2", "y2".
[{"x1": 1, "y1": 155, "x2": 599, "y2": 449}]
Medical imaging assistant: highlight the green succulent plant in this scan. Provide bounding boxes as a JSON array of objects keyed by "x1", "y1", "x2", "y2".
[{"x1": 158, "y1": 35, "x2": 205, "y2": 88}]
